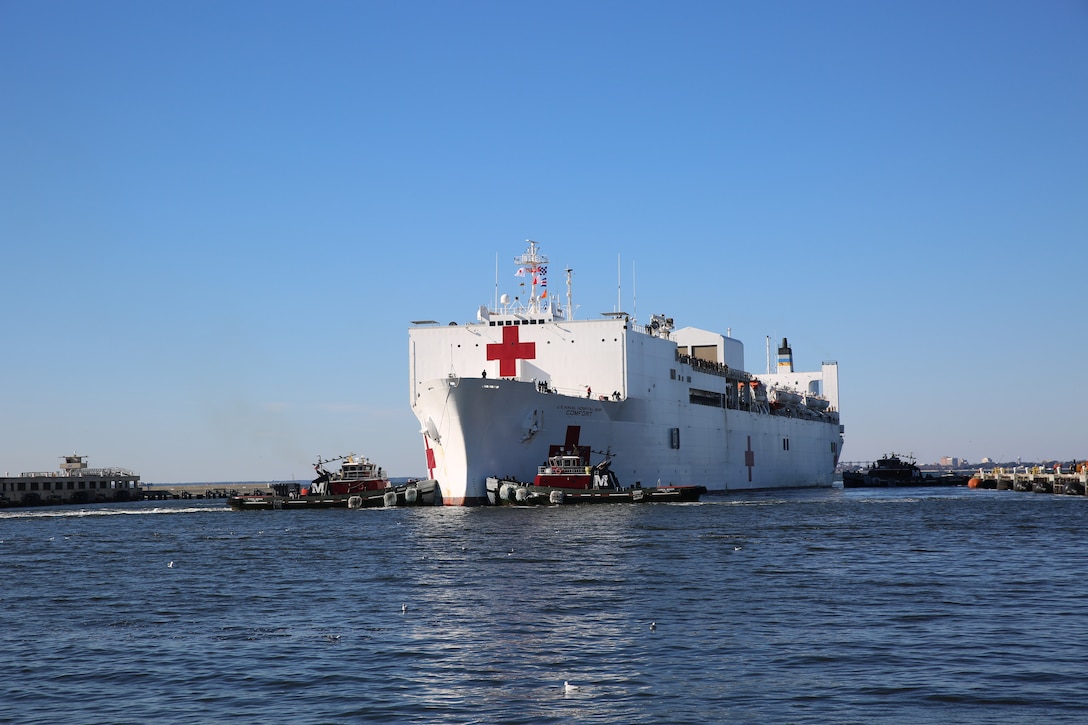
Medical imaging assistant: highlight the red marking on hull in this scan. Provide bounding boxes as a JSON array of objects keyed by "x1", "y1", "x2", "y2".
[
  {"x1": 486, "y1": 326, "x2": 536, "y2": 377},
  {"x1": 423, "y1": 435, "x2": 436, "y2": 478},
  {"x1": 547, "y1": 426, "x2": 589, "y2": 461},
  {"x1": 441, "y1": 495, "x2": 489, "y2": 506}
]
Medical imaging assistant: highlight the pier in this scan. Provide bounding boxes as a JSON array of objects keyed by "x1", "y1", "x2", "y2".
[
  {"x1": 969, "y1": 465, "x2": 1088, "y2": 495},
  {"x1": 140, "y1": 483, "x2": 273, "y2": 501}
]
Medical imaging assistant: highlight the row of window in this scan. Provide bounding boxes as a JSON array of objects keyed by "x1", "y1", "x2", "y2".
[
  {"x1": 0, "y1": 480, "x2": 138, "y2": 492},
  {"x1": 489, "y1": 318, "x2": 546, "y2": 326}
]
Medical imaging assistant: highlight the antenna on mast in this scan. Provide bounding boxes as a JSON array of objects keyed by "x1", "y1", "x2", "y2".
[
  {"x1": 565, "y1": 267, "x2": 574, "y2": 320},
  {"x1": 632, "y1": 260, "x2": 637, "y2": 325},
  {"x1": 616, "y1": 253, "x2": 621, "y2": 313}
]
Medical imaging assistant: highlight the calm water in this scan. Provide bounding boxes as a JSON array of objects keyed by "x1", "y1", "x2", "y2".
[{"x1": 3, "y1": 487, "x2": 1088, "y2": 724}]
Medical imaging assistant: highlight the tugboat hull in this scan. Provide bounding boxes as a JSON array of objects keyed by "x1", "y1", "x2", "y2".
[
  {"x1": 228, "y1": 479, "x2": 437, "y2": 510},
  {"x1": 486, "y1": 477, "x2": 705, "y2": 505}
]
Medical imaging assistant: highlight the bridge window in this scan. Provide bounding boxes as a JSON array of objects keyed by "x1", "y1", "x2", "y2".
[{"x1": 689, "y1": 389, "x2": 723, "y2": 407}]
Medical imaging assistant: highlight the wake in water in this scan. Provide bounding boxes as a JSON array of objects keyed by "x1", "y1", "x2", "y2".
[{"x1": 0, "y1": 505, "x2": 229, "y2": 520}]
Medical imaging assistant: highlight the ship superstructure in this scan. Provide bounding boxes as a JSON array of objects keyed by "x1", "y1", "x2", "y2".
[{"x1": 408, "y1": 240, "x2": 843, "y2": 505}]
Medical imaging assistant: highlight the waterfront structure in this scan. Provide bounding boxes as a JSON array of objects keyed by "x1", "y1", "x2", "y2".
[{"x1": 0, "y1": 453, "x2": 141, "y2": 506}]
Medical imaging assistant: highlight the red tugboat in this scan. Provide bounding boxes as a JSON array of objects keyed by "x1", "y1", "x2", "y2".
[
  {"x1": 485, "y1": 448, "x2": 706, "y2": 505},
  {"x1": 310, "y1": 453, "x2": 390, "y2": 495},
  {"x1": 228, "y1": 454, "x2": 437, "y2": 510}
]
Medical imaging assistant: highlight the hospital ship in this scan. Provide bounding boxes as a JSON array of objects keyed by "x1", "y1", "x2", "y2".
[{"x1": 409, "y1": 240, "x2": 843, "y2": 505}]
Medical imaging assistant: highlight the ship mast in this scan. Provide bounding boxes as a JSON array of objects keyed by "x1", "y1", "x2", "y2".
[
  {"x1": 565, "y1": 267, "x2": 574, "y2": 321},
  {"x1": 616, "y1": 253, "x2": 621, "y2": 313},
  {"x1": 514, "y1": 239, "x2": 549, "y2": 314}
]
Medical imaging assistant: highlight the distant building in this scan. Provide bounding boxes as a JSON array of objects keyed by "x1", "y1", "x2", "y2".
[
  {"x1": 940, "y1": 457, "x2": 964, "y2": 468},
  {"x1": 0, "y1": 453, "x2": 140, "y2": 506}
]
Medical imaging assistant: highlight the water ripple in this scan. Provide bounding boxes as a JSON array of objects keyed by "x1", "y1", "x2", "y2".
[{"x1": 4, "y1": 491, "x2": 1088, "y2": 723}]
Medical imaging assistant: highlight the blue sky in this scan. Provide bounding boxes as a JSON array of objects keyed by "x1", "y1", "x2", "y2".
[{"x1": 2, "y1": 1, "x2": 1085, "y2": 482}]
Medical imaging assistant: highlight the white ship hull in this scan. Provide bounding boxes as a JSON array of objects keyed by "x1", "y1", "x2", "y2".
[
  {"x1": 409, "y1": 240, "x2": 843, "y2": 506},
  {"x1": 414, "y1": 376, "x2": 841, "y2": 505}
]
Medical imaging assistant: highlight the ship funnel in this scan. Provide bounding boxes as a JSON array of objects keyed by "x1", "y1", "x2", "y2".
[{"x1": 777, "y1": 338, "x2": 794, "y2": 372}]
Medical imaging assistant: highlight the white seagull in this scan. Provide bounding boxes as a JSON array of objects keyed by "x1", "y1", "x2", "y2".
[{"x1": 564, "y1": 681, "x2": 579, "y2": 693}]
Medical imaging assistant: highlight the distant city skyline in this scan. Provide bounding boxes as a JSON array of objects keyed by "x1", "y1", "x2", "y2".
[{"x1": 3, "y1": 1, "x2": 1085, "y2": 482}]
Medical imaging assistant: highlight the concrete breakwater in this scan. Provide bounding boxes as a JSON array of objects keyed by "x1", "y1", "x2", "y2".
[
  {"x1": 140, "y1": 483, "x2": 276, "y2": 500},
  {"x1": 969, "y1": 465, "x2": 1088, "y2": 495}
]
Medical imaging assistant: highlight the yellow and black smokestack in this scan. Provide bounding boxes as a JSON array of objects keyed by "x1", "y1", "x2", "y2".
[{"x1": 777, "y1": 338, "x2": 794, "y2": 372}]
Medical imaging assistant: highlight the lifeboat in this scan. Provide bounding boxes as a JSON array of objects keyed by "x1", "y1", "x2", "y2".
[{"x1": 769, "y1": 386, "x2": 802, "y2": 406}]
